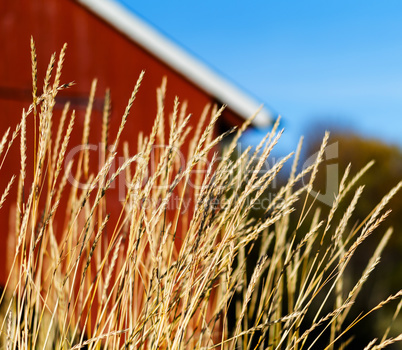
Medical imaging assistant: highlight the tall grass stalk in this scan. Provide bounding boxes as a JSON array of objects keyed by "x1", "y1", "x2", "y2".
[{"x1": 0, "y1": 43, "x2": 401, "y2": 350}]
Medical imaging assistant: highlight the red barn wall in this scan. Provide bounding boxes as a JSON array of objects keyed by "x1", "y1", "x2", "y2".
[{"x1": 0, "y1": 0, "x2": 243, "y2": 286}]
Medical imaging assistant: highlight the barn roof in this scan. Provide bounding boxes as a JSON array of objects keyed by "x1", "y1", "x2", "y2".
[{"x1": 76, "y1": 0, "x2": 272, "y2": 127}]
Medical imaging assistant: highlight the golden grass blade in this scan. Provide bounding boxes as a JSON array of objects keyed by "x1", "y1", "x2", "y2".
[{"x1": 1, "y1": 43, "x2": 401, "y2": 350}]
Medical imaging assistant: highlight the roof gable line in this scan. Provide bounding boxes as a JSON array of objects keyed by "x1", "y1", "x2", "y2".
[{"x1": 76, "y1": 0, "x2": 272, "y2": 127}]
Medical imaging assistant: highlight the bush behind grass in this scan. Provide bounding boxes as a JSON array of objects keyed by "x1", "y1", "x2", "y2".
[{"x1": 0, "y1": 41, "x2": 401, "y2": 349}]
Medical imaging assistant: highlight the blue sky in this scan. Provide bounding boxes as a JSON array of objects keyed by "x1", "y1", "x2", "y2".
[{"x1": 118, "y1": 0, "x2": 402, "y2": 152}]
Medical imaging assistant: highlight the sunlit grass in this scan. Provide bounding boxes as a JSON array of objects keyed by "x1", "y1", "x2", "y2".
[{"x1": 0, "y1": 40, "x2": 401, "y2": 349}]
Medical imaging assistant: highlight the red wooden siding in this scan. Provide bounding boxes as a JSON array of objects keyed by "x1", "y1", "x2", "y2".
[{"x1": 0, "y1": 0, "x2": 244, "y2": 286}]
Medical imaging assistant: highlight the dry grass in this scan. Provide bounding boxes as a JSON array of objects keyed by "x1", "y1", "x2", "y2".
[{"x1": 0, "y1": 41, "x2": 401, "y2": 349}]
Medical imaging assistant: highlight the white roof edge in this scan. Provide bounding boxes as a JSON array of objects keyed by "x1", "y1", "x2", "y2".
[{"x1": 76, "y1": 0, "x2": 272, "y2": 127}]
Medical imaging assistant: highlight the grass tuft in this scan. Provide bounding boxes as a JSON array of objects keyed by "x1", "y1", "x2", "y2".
[{"x1": 0, "y1": 44, "x2": 401, "y2": 350}]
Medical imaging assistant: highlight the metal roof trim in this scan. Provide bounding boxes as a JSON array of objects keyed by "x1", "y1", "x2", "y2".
[{"x1": 77, "y1": 0, "x2": 272, "y2": 127}]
